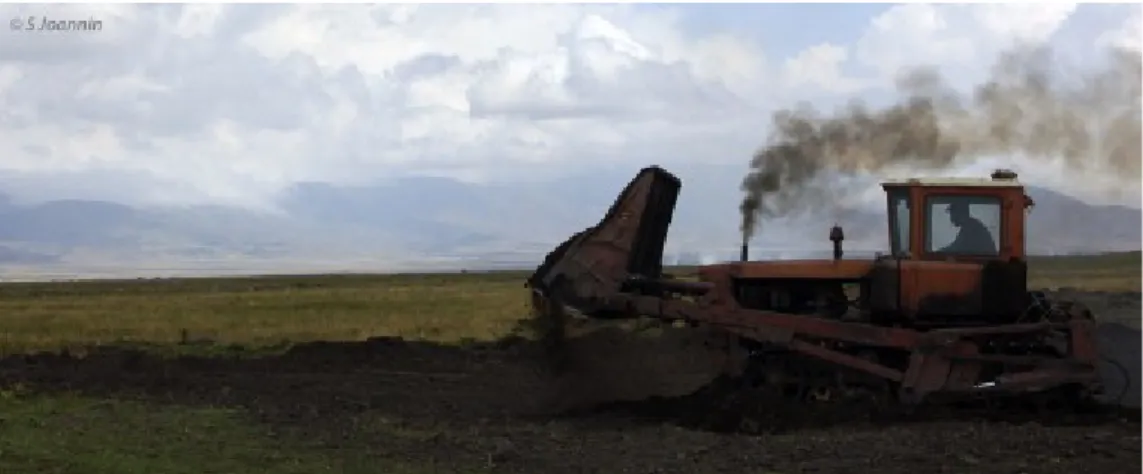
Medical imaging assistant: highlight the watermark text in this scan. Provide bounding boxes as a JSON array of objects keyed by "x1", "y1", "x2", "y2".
[{"x1": 9, "y1": 15, "x2": 103, "y2": 33}]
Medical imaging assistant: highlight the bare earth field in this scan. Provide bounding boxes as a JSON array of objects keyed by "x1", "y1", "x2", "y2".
[{"x1": 0, "y1": 253, "x2": 1139, "y2": 474}]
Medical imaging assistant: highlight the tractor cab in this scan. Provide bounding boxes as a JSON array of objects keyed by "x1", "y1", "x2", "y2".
[
  {"x1": 881, "y1": 169, "x2": 1033, "y2": 263},
  {"x1": 871, "y1": 169, "x2": 1037, "y2": 321}
]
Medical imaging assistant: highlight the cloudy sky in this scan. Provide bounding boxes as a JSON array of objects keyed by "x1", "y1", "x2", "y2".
[{"x1": 0, "y1": 2, "x2": 1139, "y2": 211}]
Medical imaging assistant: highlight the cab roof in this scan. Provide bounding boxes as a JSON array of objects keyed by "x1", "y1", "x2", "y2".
[{"x1": 880, "y1": 169, "x2": 1023, "y2": 189}]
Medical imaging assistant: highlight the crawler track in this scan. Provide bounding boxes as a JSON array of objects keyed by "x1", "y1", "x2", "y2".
[{"x1": 598, "y1": 374, "x2": 1138, "y2": 436}]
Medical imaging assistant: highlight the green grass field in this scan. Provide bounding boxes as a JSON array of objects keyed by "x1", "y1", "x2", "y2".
[
  {"x1": 0, "y1": 272, "x2": 532, "y2": 355},
  {"x1": 1026, "y1": 251, "x2": 1141, "y2": 291},
  {"x1": 0, "y1": 252, "x2": 1139, "y2": 474}
]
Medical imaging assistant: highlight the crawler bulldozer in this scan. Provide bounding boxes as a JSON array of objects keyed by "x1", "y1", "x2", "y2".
[{"x1": 527, "y1": 166, "x2": 1138, "y2": 418}]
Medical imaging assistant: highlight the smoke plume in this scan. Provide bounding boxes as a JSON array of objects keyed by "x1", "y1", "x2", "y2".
[{"x1": 739, "y1": 45, "x2": 1142, "y2": 241}]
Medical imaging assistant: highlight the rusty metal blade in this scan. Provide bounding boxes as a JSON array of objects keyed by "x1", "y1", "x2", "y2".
[{"x1": 539, "y1": 311, "x2": 747, "y2": 413}]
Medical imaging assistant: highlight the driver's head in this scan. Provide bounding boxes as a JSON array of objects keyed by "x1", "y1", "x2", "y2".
[{"x1": 947, "y1": 201, "x2": 970, "y2": 226}]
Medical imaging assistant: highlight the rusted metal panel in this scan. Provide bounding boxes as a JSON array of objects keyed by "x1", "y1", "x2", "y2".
[
  {"x1": 723, "y1": 260, "x2": 876, "y2": 280},
  {"x1": 866, "y1": 258, "x2": 901, "y2": 312},
  {"x1": 898, "y1": 260, "x2": 984, "y2": 316},
  {"x1": 528, "y1": 166, "x2": 681, "y2": 314}
]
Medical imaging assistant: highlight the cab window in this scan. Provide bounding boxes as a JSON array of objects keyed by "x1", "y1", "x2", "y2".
[
  {"x1": 925, "y1": 194, "x2": 1001, "y2": 256},
  {"x1": 887, "y1": 190, "x2": 910, "y2": 256}
]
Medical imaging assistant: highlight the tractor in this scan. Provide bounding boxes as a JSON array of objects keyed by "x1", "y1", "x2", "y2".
[{"x1": 527, "y1": 166, "x2": 1135, "y2": 415}]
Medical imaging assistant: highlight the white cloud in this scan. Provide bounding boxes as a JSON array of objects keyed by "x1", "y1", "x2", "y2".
[
  {"x1": 971, "y1": 3, "x2": 1078, "y2": 44},
  {"x1": 783, "y1": 43, "x2": 869, "y2": 93},
  {"x1": 1097, "y1": 4, "x2": 1141, "y2": 52},
  {"x1": 855, "y1": 3, "x2": 1076, "y2": 83},
  {"x1": 0, "y1": 3, "x2": 1135, "y2": 210}
]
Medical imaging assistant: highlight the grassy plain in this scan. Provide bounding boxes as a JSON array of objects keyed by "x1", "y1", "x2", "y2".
[
  {"x1": 0, "y1": 272, "x2": 530, "y2": 355},
  {"x1": 1026, "y1": 251, "x2": 1141, "y2": 291},
  {"x1": 2, "y1": 252, "x2": 1138, "y2": 355},
  {"x1": 0, "y1": 251, "x2": 1139, "y2": 474}
]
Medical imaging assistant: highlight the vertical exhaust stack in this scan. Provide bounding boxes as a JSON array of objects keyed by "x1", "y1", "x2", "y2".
[
  {"x1": 830, "y1": 224, "x2": 845, "y2": 261},
  {"x1": 740, "y1": 239, "x2": 749, "y2": 262}
]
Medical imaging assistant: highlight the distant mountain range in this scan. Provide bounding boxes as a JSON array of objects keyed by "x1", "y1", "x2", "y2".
[{"x1": 0, "y1": 163, "x2": 1138, "y2": 278}]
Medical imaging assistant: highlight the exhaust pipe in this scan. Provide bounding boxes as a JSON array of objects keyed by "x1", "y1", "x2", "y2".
[
  {"x1": 740, "y1": 240, "x2": 749, "y2": 262},
  {"x1": 830, "y1": 224, "x2": 844, "y2": 260}
]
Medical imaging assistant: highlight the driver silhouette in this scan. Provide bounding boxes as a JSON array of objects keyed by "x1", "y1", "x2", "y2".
[{"x1": 938, "y1": 201, "x2": 996, "y2": 255}]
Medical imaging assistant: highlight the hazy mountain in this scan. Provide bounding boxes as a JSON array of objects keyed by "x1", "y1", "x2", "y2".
[
  {"x1": 0, "y1": 165, "x2": 1137, "y2": 277},
  {"x1": 1025, "y1": 187, "x2": 1142, "y2": 254}
]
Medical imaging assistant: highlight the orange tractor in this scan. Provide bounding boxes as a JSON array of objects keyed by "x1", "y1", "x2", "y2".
[{"x1": 527, "y1": 166, "x2": 1135, "y2": 414}]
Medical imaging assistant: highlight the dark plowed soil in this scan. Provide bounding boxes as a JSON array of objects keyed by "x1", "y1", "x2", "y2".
[{"x1": 1, "y1": 291, "x2": 1140, "y2": 474}]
